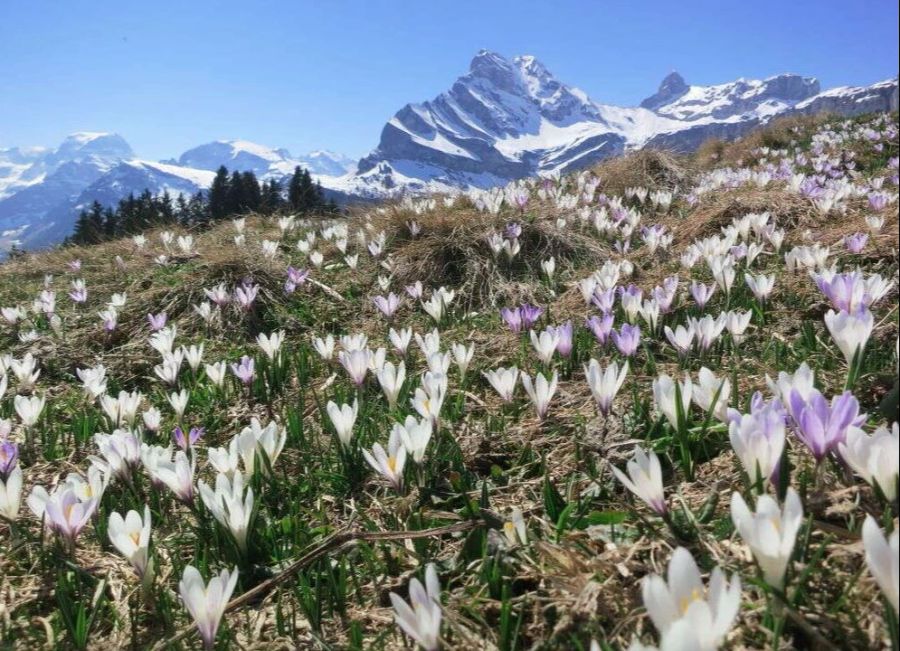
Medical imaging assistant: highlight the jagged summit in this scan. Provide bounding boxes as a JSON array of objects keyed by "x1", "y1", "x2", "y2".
[
  {"x1": 640, "y1": 72, "x2": 690, "y2": 110},
  {"x1": 347, "y1": 51, "x2": 894, "y2": 197}
]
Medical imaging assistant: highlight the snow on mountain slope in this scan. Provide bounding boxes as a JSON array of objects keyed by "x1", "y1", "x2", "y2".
[
  {"x1": 791, "y1": 78, "x2": 899, "y2": 116},
  {"x1": 17, "y1": 160, "x2": 219, "y2": 251},
  {"x1": 177, "y1": 140, "x2": 357, "y2": 179},
  {"x1": 0, "y1": 136, "x2": 128, "y2": 252},
  {"x1": 646, "y1": 73, "x2": 820, "y2": 122},
  {"x1": 352, "y1": 52, "x2": 898, "y2": 194},
  {"x1": 0, "y1": 134, "x2": 356, "y2": 253}
]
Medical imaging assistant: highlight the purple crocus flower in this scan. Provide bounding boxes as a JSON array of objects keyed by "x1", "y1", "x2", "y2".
[
  {"x1": 230, "y1": 356, "x2": 255, "y2": 385},
  {"x1": 287, "y1": 266, "x2": 309, "y2": 286},
  {"x1": 652, "y1": 278, "x2": 678, "y2": 313},
  {"x1": 0, "y1": 440, "x2": 18, "y2": 479},
  {"x1": 373, "y1": 292, "x2": 402, "y2": 319},
  {"x1": 234, "y1": 283, "x2": 259, "y2": 311},
  {"x1": 173, "y1": 426, "x2": 204, "y2": 451},
  {"x1": 549, "y1": 321, "x2": 574, "y2": 357},
  {"x1": 868, "y1": 191, "x2": 889, "y2": 212},
  {"x1": 843, "y1": 232, "x2": 868, "y2": 254},
  {"x1": 519, "y1": 304, "x2": 543, "y2": 330},
  {"x1": 405, "y1": 282, "x2": 424, "y2": 300},
  {"x1": 730, "y1": 244, "x2": 748, "y2": 261},
  {"x1": 789, "y1": 389, "x2": 862, "y2": 462},
  {"x1": 67, "y1": 259, "x2": 82, "y2": 272},
  {"x1": 726, "y1": 392, "x2": 787, "y2": 485},
  {"x1": 501, "y1": 304, "x2": 543, "y2": 333},
  {"x1": 591, "y1": 287, "x2": 616, "y2": 314},
  {"x1": 500, "y1": 307, "x2": 523, "y2": 333},
  {"x1": 69, "y1": 288, "x2": 88, "y2": 303},
  {"x1": 505, "y1": 222, "x2": 522, "y2": 239},
  {"x1": 618, "y1": 284, "x2": 643, "y2": 302},
  {"x1": 148, "y1": 312, "x2": 168, "y2": 331},
  {"x1": 690, "y1": 281, "x2": 716, "y2": 309},
  {"x1": 811, "y1": 270, "x2": 889, "y2": 313},
  {"x1": 586, "y1": 314, "x2": 614, "y2": 345},
  {"x1": 611, "y1": 323, "x2": 641, "y2": 357}
]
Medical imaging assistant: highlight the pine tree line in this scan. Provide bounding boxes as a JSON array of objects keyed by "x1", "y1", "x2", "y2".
[{"x1": 68, "y1": 165, "x2": 338, "y2": 246}]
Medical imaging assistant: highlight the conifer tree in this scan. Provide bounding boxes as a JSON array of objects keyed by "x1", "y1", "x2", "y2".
[{"x1": 208, "y1": 166, "x2": 231, "y2": 221}]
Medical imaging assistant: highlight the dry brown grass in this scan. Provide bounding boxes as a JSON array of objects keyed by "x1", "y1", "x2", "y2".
[
  {"x1": 590, "y1": 149, "x2": 693, "y2": 196},
  {"x1": 370, "y1": 205, "x2": 612, "y2": 311},
  {"x1": 694, "y1": 113, "x2": 832, "y2": 169}
]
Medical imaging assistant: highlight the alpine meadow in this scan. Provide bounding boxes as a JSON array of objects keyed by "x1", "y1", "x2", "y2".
[{"x1": 0, "y1": 2, "x2": 899, "y2": 650}]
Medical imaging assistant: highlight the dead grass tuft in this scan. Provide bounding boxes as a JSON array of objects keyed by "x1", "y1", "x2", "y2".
[{"x1": 591, "y1": 149, "x2": 694, "y2": 196}]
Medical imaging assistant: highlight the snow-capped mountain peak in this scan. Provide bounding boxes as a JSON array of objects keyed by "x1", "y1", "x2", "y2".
[
  {"x1": 348, "y1": 52, "x2": 896, "y2": 197},
  {"x1": 643, "y1": 72, "x2": 821, "y2": 122},
  {"x1": 50, "y1": 132, "x2": 134, "y2": 164},
  {"x1": 176, "y1": 140, "x2": 356, "y2": 178}
]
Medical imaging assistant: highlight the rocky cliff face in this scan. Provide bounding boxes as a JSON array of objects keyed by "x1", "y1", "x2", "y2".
[{"x1": 349, "y1": 52, "x2": 897, "y2": 195}]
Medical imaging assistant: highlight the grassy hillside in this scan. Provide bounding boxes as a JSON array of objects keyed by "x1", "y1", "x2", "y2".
[{"x1": 0, "y1": 112, "x2": 898, "y2": 650}]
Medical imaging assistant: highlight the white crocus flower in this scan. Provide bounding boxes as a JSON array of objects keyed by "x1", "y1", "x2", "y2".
[
  {"x1": 14, "y1": 394, "x2": 45, "y2": 427},
  {"x1": 362, "y1": 429, "x2": 406, "y2": 491},
  {"x1": 376, "y1": 361, "x2": 406, "y2": 410},
  {"x1": 692, "y1": 367, "x2": 731, "y2": 422},
  {"x1": 725, "y1": 309, "x2": 753, "y2": 345},
  {"x1": 91, "y1": 430, "x2": 141, "y2": 479},
  {"x1": 744, "y1": 272, "x2": 776, "y2": 302},
  {"x1": 178, "y1": 565, "x2": 239, "y2": 651},
  {"x1": 730, "y1": 488, "x2": 804, "y2": 589},
  {"x1": 450, "y1": 343, "x2": 474, "y2": 380},
  {"x1": 394, "y1": 416, "x2": 432, "y2": 464},
  {"x1": 199, "y1": 471, "x2": 254, "y2": 552},
  {"x1": 529, "y1": 328, "x2": 560, "y2": 365},
  {"x1": 182, "y1": 344, "x2": 205, "y2": 372},
  {"x1": 0, "y1": 465, "x2": 23, "y2": 521},
  {"x1": 611, "y1": 447, "x2": 667, "y2": 515},
  {"x1": 664, "y1": 324, "x2": 695, "y2": 357},
  {"x1": 652, "y1": 374, "x2": 692, "y2": 430},
  {"x1": 208, "y1": 438, "x2": 241, "y2": 479},
  {"x1": 838, "y1": 423, "x2": 898, "y2": 501},
  {"x1": 584, "y1": 359, "x2": 628, "y2": 416},
  {"x1": 326, "y1": 399, "x2": 358, "y2": 447},
  {"x1": 861, "y1": 515, "x2": 899, "y2": 614},
  {"x1": 503, "y1": 508, "x2": 528, "y2": 546},
  {"x1": 152, "y1": 449, "x2": 196, "y2": 504},
  {"x1": 204, "y1": 361, "x2": 227, "y2": 387},
  {"x1": 766, "y1": 362, "x2": 816, "y2": 414},
  {"x1": 389, "y1": 327, "x2": 413, "y2": 356},
  {"x1": 256, "y1": 331, "x2": 285, "y2": 361},
  {"x1": 389, "y1": 563, "x2": 442, "y2": 651},
  {"x1": 641, "y1": 547, "x2": 741, "y2": 651},
  {"x1": 411, "y1": 372, "x2": 447, "y2": 426},
  {"x1": 168, "y1": 389, "x2": 190, "y2": 419},
  {"x1": 521, "y1": 371, "x2": 558, "y2": 420},
  {"x1": 483, "y1": 367, "x2": 519, "y2": 402},
  {"x1": 541, "y1": 257, "x2": 556, "y2": 280},
  {"x1": 824, "y1": 308, "x2": 874, "y2": 366},
  {"x1": 414, "y1": 329, "x2": 441, "y2": 358},
  {"x1": 312, "y1": 334, "x2": 336, "y2": 360},
  {"x1": 425, "y1": 351, "x2": 450, "y2": 376},
  {"x1": 108, "y1": 504, "x2": 153, "y2": 577}
]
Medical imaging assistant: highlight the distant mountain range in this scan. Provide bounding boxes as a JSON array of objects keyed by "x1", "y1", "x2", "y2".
[
  {"x1": 0, "y1": 135, "x2": 357, "y2": 251},
  {"x1": 2, "y1": 50, "x2": 897, "y2": 252}
]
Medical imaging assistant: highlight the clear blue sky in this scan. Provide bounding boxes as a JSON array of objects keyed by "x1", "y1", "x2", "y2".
[{"x1": 2, "y1": 0, "x2": 897, "y2": 161}]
